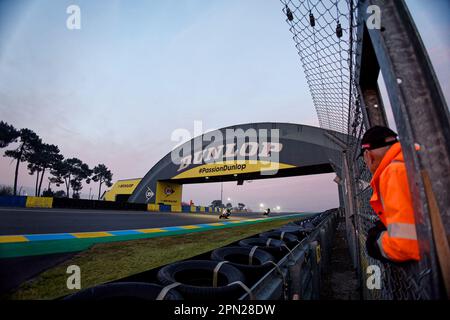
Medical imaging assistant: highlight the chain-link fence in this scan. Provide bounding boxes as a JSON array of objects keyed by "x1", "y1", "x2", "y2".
[
  {"x1": 280, "y1": 0, "x2": 440, "y2": 300},
  {"x1": 280, "y1": 0, "x2": 352, "y2": 135}
]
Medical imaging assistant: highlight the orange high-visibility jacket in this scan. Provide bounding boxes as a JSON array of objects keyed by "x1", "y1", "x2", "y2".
[{"x1": 369, "y1": 142, "x2": 420, "y2": 262}]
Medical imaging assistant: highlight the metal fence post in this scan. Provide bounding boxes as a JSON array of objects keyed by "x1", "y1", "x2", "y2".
[
  {"x1": 342, "y1": 151, "x2": 362, "y2": 272},
  {"x1": 309, "y1": 241, "x2": 321, "y2": 299},
  {"x1": 355, "y1": 24, "x2": 389, "y2": 128}
]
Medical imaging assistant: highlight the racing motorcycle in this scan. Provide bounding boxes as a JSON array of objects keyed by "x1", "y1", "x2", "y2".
[{"x1": 219, "y1": 208, "x2": 232, "y2": 219}]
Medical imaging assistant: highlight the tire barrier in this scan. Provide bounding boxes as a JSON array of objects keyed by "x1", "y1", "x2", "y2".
[
  {"x1": 258, "y1": 231, "x2": 299, "y2": 248},
  {"x1": 238, "y1": 238, "x2": 288, "y2": 261},
  {"x1": 156, "y1": 260, "x2": 247, "y2": 300},
  {"x1": 287, "y1": 221, "x2": 316, "y2": 232},
  {"x1": 25, "y1": 196, "x2": 53, "y2": 208},
  {"x1": 147, "y1": 203, "x2": 160, "y2": 212},
  {"x1": 159, "y1": 204, "x2": 171, "y2": 212},
  {"x1": 210, "y1": 246, "x2": 275, "y2": 283},
  {"x1": 62, "y1": 209, "x2": 339, "y2": 301},
  {"x1": 62, "y1": 282, "x2": 183, "y2": 300},
  {"x1": 275, "y1": 225, "x2": 309, "y2": 240},
  {"x1": 0, "y1": 196, "x2": 27, "y2": 208}
]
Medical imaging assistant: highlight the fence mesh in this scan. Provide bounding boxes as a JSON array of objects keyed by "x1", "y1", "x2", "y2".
[
  {"x1": 280, "y1": 0, "x2": 433, "y2": 300},
  {"x1": 280, "y1": 0, "x2": 352, "y2": 135}
]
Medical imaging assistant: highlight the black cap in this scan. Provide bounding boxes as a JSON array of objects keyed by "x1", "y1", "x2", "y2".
[{"x1": 359, "y1": 126, "x2": 398, "y2": 157}]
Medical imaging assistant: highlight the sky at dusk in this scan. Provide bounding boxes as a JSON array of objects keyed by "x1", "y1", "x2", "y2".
[{"x1": 0, "y1": 0, "x2": 448, "y2": 212}]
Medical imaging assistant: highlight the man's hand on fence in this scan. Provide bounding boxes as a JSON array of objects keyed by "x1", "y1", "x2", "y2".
[{"x1": 366, "y1": 221, "x2": 389, "y2": 262}]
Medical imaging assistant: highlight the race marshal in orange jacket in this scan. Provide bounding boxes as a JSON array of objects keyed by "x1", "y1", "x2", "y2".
[{"x1": 360, "y1": 126, "x2": 420, "y2": 262}]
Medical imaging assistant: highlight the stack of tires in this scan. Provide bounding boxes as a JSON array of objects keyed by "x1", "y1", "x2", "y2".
[
  {"x1": 289, "y1": 220, "x2": 316, "y2": 232},
  {"x1": 63, "y1": 217, "x2": 322, "y2": 301},
  {"x1": 238, "y1": 238, "x2": 289, "y2": 261},
  {"x1": 235, "y1": 220, "x2": 314, "y2": 267},
  {"x1": 258, "y1": 231, "x2": 299, "y2": 248},
  {"x1": 153, "y1": 246, "x2": 280, "y2": 300},
  {"x1": 64, "y1": 260, "x2": 250, "y2": 300},
  {"x1": 211, "y1": 246, "x2": 276, "y2": 284},
  {"x1": 156, "y1": 259, "x2": 249, "y2": 300}
]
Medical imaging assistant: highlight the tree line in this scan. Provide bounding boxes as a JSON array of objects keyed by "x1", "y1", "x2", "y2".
[
  {"x1": 0, "y1": 121, "x2": 113, "y2": 199},
  {"x1": 210, "y1": 200, "x2": 246, "y2": 211}
]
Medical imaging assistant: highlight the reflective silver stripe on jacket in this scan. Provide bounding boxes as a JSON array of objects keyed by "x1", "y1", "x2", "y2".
[
  {"x1": 387, "y1": 223, "x2": 418, "y2": 240},
  {"x1": 376, "y1": 231, "x2": 390, "y2": 259},
  {"x1": 379, "y1": 193, "x2": 385, "y2": 211}
]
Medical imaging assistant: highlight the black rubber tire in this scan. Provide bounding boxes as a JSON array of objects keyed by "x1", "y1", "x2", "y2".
[
  {"x1": 62, "y1": 282, "x2": 183, "y2": 300},
  {"x1": 304, "y1": 222, "x2": 316, "y2": 229},
  {"x1": 259, "y1": 231, "x2": 299, "y2": 248},
  {"x1": 238, "y1": 237, "x2": 285, "y2": 248},
  {"x1": 210, "y1": 246, "x2": 275, "y2": 277},
  {"x1": 238, "y1": 238, "x2": 288, "y2": 260},
  {"x1": 288, "y1": 221, "x2": 314, "y2": 228},
  {"x1": 157, "y1": 260, "x2": 246, "y2": 300},
  {"x1": 290, "y1": 220, "x2": 316, "y2": 230},
  {"x1": 276, "y1": 225, "x2": 309, "y2": 240},
  {"x1": 311, "y1": 215, "x2": 322, "y2": 226}
]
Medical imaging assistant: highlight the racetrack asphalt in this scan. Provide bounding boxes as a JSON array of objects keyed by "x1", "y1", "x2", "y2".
[{"x1": 0, "y1": 207, "x2": 298, "y2": 235}]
